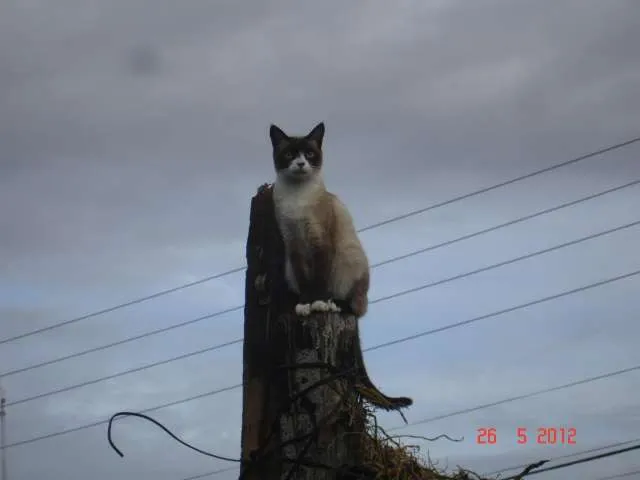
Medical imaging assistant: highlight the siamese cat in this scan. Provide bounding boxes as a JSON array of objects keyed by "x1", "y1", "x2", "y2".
[{"x1": 269, "y1": 122, "x2": 413, "y2": 413}]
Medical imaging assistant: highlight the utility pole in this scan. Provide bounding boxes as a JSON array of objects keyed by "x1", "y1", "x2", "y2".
[
  {"x1": 0, "y1": 381, "x2": 7, "y2": 480},
  {"x1": 239, "y1": 184, "x2": 367, "y2": 480}
]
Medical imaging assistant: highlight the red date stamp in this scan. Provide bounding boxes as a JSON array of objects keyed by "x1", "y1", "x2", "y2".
[{"x1": 476, "y1": 427, "x2": 576, "y2": 445}]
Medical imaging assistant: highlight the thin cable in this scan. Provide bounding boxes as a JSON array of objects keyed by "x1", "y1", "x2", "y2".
[
  {"x1": 7, "y1": 219, "x2": 639, "y2": 406},
  {"x1": 179, "y1": 403, "x2": 640, "y2": 480},
  {"x1": 2, "y1": 136, "x2": 638, "y2": 346},
  {"x1": 364, "y1": 268, "x2": 639, "y2": 354},
  {"x1": 183, "y1": 442, "x2": 640, "y2": 480},
  {"x1": 357, "y1": 136, "x2": 640, "y2": 233},
  {"x1": 501, "y1": 442, "x2": 640, "y2": 479},
  {"x1": 4, "y1": 179, "x2": 638, "y2": 379},
  {"x1": 1, "y1": 305, "x2": 243, "y2": 378},
  {"x1": 6, "y1": 338, "x2": 244, "y2": 407},
  {"x1": 5, "y1": 270, "x2": 639, "y2": 449},
  {"x1": 108, "y1": 412, "x2": 243, "y2": 463},
  {"x1": 368, "y1": 219, "x2": 640, "y2": 308},
  {"x1": 181, "y1": 467, "x2": 237, "y2": 480},
  {"x1": 371, "y1": 179, "x2": 640, "y2": 270},
  {"x1": 485, "y1": 437, "x2": 640, "y2": 476},
  {"x1": 387, "y1": 364, "x2": 640, "y2": 432},
  {"x1": 597, "y1": 469, "x2": 640, "y2": 480},
  {"x1": 6, "y1": 382, "x2": 242, "y2": 449},
  {"x1": 105, "y1": 364, "x2": 360, "y2": 480},
  {"x1": 0, "y1": 267, "x2": 244, "y2": 346}
]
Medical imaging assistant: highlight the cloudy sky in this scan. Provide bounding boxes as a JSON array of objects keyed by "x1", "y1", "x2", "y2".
[{"x1": 1, "y1": 0, "x2": 640, "y2": 479}]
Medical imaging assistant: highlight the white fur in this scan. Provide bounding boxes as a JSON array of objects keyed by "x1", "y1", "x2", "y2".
[
  {"x1": 273, "y1": 170, "x2": 325, "y2": 294},
  {"x1": 327, "y1": 299, "x2": 341, "y2": 312},
  {"x1": 297, "y1": 299, "x2": 340, "y2": 316},
  {"x1": 273, "y1": 158, "x2": 368, "y2": 316},
  {"x1": 273, "y1": 167, "x2": 324, "y2": 219},
  {"x1": 311, "y1": 300, "x2": 331, "y2": 312},
  {"x1": 295, "y1": 303, "x2": 312, "y2": 316},
  {"x1": 280, "y1": 153, "x2": 314, "y2": 182}
]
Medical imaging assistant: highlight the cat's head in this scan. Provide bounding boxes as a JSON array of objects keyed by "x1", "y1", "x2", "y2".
[{"x1": 269, "y1": 122, "x2": 325, "y2": 183}]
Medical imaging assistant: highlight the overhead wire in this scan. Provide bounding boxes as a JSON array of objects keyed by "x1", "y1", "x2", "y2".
[
  {"x1": 107, "y1": 405, "x2": 640, "y2": 480},
  {"x1": 364, "y1": 268, "x2": 639, "y2": 354},
  {"x1": 597, "y1": 469, "x2": 640, "y2": 480},
  {"x1": 181, "y1": 467, "x2": 236, "y2": 480},
  {"x1": 484, "y1": 437, "x2": 640, "y2": 476},
  {"x1": 386, "y1": 364, "x2": 640, "y2": 432},
  {"x1": 4, "y1": 179, "x2": 639, "y2": 380},
  {"x1": 2, "y1": 135, "x2": 638, "y2": 346},
  {"x1": 5, "y1": 271, "x2": 639, "y2": 448},
  {"x1": 498, "y1": 442, "x2": 640, "y2": 480},
  {"x1": 6, "y1": 218, "x2": 640, "y2": 406},
  {"x1": 3, "y1": 136, "x2": 640, "y2": 480},
  {"x1": 105, "y1": 363, "x2": 363, "y2": 480},
  {"x1": 174, "y1": 385, "x2": 640, "y2": 480}
]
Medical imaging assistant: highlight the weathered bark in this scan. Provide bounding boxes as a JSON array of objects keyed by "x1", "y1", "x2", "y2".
[{"x1": 240, "y1": 184, "x2": 366, "y2": 480}]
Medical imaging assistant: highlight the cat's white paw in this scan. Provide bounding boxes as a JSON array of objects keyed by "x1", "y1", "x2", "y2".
[
  {"x1": 311, "y1": 300, "x2": 330, "y2": 312},
  {"x1": 295, "y1": 303, "x2": 312, "y2": 316},
  {"x1": 327, "y1": 299, "x2": 341, "y2": 312}
]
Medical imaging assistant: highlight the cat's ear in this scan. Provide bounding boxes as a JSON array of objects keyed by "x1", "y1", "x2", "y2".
[
  {"x1": 306, "y1": 122, "x2": 325, "y2": 148},
  {"x1": 269, "y1": 124, "x2": 289, "y2": 149}
]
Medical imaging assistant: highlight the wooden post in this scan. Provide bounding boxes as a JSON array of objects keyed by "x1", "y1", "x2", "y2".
[{"x1": 240, "y1": 184, "x2": 367, "y2": 480}]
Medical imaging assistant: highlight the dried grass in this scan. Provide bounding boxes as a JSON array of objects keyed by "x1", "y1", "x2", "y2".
[{"x1": 344, "y1": 403, "x2": 494, "y2": 480}]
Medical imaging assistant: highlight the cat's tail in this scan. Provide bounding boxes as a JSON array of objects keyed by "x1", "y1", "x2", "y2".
[
  {"x1": 352, "y1": 321, "x2": 413, "y2": 414},
  {"x1": 354, "y1": 370, "x2": 414, "y2": 411}
]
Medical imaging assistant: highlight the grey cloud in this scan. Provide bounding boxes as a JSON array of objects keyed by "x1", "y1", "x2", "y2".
[{"x1": 2, "y1": 1, "x2": 640, "y2": 479}]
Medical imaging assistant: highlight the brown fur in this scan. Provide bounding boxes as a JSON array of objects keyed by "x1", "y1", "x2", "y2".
[{"x1": 269, "y1": 122, "x2": 412, "y2": 413}]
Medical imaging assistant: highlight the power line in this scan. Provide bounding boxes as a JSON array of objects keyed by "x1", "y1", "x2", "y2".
[
  {"x1": 175, "y1": 386, "x2": 640, "y2": 480},
  {"x1": 5, "y1": 337, "x2": 244, "y2": 407},
  {"x1": 369, "y1": 179, "x2": 639, "y2": 270},
  {"x1": 387, "y1": 364, "x2": 640, "y2": 432},
  {"x1": 4, "y1": 179, "x2": 639, "y2": 379},
  {"x1": 5, "y1": 270, "x2": 639, "y2": 449},
  {"x1": 6, "y1": 382, "x2": 242, "y2": 449},
  {"x1": 369, "y1": 219, "x2": 639, "y2": 308},
  {"x1": 6, "y1": 219, "x2": 640, "y2": 406},
  {"x1": 499, "y1": 442, "x2": 640, "y2": 480},
  {"x1": 181, "y1": 466, "x2": 237, "y2": 480},
  {"x1": 0, "y1": 266, "x2": 244, "y2": 348},
  {"x1": 2, "y1": 135, "x2": 638, "y2": 346},
  {"x1": 357, "y1": 136, "x2": 640, "y2": 233},
  {"x1": 484, "y1": 437, "x2": 640, "y2": 476},
  {"x1": 1, "y1": 305, "x2": 243, "y2": 378},
  {"x1": 597, "y1": 469, "x2": 640, "y2": 480},
  {"x1": 362, "y1": 269, "x2": 639, "y2": 356}
]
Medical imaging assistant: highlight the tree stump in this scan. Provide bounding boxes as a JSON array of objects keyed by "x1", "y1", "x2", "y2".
[{"x1": 240, "y1": 184, "x2": 367, "y2": 480}]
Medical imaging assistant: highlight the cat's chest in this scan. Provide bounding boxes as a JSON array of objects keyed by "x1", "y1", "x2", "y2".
[{"x1": 273, "y1": 185, "x2": 320, "y2": 241}]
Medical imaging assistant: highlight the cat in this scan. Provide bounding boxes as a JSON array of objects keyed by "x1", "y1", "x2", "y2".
[
  {"x1": 270, "y1": 121, "x2": 368, "y2": 317},
  {"x1": 269, "y1": 121, "x2": 413, "y2": 413}
]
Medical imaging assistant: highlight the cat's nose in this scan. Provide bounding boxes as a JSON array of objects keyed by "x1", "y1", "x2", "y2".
[{"x1": 296, "y1": 160, "x2": 305, "y2": 168}]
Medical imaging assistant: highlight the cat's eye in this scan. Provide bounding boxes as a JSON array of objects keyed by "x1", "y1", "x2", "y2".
[
  {"x1": 304, "y1": 150, "x2": 315, "y2": 159},
  {"x1": 284, "y1": 152, "x2": 294, "y2": 160}
]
